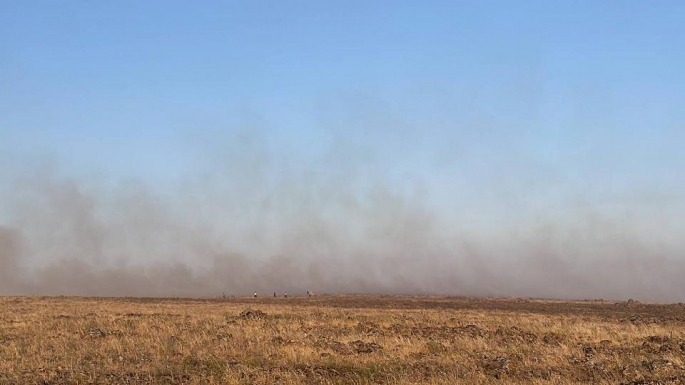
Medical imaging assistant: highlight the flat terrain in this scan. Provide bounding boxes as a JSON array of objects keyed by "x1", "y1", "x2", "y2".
[{"x1": 1, "y1": 295, "x2": 684, "y2": 384}]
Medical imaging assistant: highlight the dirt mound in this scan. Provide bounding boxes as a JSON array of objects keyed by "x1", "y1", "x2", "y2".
[
  {"x1": 348, "y1": 340, "x2": 382, "y2": 353},
  {"x1": 542, "y1": 332, "x2": 566, "y2": 346},
  {"x1": 495, "y1": 326, "x2": 537, "y2": 343},
  {"x1": 270, "y1": 336, "x2": 293, "y2": 345},
  {"x1": 355, "y1": 321, "x2": 382, "y2": 335},
  {"x1": 481, "y1": 356, "x2": 509, "y2": 378},
  {"x1": 87, "y1": 327, "x2": 107, "y2": 338},
  {"x1": 330, "y1": 340, "x2": 382, "y2": 355},
  {"x1": 456, "y1": 324, "x2": 485, "y2": 338},
  {"x1": 239, "y1": 308, "x2": 267, "y2": 319},
  {"x1": 330, "y1": 341, "x2": 353, "y2": 355}
]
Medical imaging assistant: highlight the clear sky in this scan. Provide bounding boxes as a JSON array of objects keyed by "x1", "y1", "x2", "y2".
[{"x1": 1, "y1": 0, "x2": 684, "y2": 238}]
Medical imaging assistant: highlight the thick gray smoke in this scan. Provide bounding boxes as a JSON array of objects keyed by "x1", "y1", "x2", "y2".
[{"x1": 0, "y1": 131, "x2": 683, "y2": 302}]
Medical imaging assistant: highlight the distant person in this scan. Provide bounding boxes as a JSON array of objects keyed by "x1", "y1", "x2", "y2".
[
  {"x1": 284, "y1": 292, "x2": 288, "y2": 298},
  {"x1": 273, "y1": 292, "x2": 276, "y2": 298},
  {"x1": 254, "y1": 292, "x2": 257, "y2": 299}
]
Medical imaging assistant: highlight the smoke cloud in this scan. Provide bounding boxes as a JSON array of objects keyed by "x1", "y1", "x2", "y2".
[{"x1": 0, "y1": 128, "x2": 683, "y2": 303}]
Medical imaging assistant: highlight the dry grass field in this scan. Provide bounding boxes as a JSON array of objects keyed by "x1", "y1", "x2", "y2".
[{"x1": 1, "y1": 295, "x2": 684, "y2": 384}]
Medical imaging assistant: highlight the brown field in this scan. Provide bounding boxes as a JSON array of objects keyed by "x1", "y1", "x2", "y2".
[{"x1": 1, "y1": 295, "x2": 684, "y2": 384}]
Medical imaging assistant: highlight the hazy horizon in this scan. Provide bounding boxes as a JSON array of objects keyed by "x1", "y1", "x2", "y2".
[{"x1": 1, "y1": 1, "x2": 684, "y2": 301}]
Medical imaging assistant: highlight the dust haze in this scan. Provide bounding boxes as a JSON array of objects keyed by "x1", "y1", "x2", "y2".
[{"x1": 1, "y1": 130, "x2": 684, "y2": 302}]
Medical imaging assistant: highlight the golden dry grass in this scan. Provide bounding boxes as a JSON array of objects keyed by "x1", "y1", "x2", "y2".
[{"x1": 1, "y1": 295, "x2": 684, "y2": 384}]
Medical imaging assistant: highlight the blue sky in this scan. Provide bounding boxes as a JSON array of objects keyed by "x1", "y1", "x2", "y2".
[
  {"x1": 1, "y1": 1, "x2": 684, "y2": 225},
  {"x1": 3, "y1": 1, "x2": 685, "y2": 300}
]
